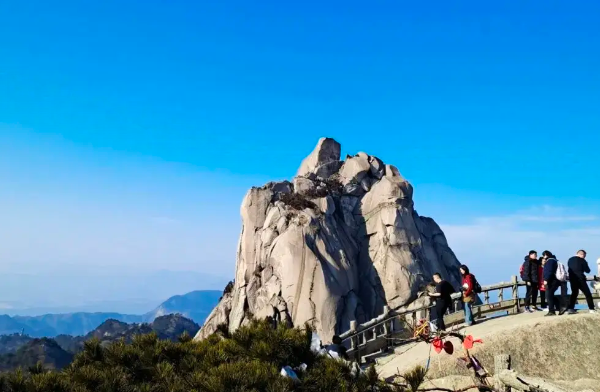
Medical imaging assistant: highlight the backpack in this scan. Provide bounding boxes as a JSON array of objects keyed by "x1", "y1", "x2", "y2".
[
  {"x1": 519, "y1": 263, "x2": 526, "y2": 280},
  {"x1": 471, "y1": 274, "x2": 483, "y2": 294},
  {"x1": 556, "y1": 262, "x2": 569, "y2": 282}
]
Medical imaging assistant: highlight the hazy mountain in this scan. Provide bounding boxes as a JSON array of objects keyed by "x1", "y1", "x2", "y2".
[
  {"x1": 0, "y1": 314, "x2": 199, "y2": 371},
  {"x1": 0, "y1": 333, "x2": 33, "y2": 354},
  {"x1": 0, "y1": 338, "x2": 73, "y2": 371},
  {"x1": 0, "y1": 290, "x2": 221, "y2": 337},
  {"x1": 56, "y1": 314, "x2": 200, "y2": 353},
  {"x1": 142, "y1": 290, "x2": 223, "y2": 322},
  {"x1": 11, "y1": 312, "x2": 143, "y2": 337},
  {"x1": 0, "y1": 298, "x2": 162, "y2": 317}
]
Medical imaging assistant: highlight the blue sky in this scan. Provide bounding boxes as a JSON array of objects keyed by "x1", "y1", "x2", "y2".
[{"x1": 1, "y1": 0, "x2": 600, "y2": 311}]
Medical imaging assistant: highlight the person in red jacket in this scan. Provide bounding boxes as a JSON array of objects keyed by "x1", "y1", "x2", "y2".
[{"x1": 460, "y1": 264, "x2": 476, "y2": 326}]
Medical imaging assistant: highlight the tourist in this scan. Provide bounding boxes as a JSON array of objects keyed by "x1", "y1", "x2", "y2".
[
  {"x1": 542, "y1": 251, "x2": 567, "y2": 316},
  {"x1": 459, "y1": 265, "x2": 476, "y2": 326},
  {"x1": 567, "y1": 250, "x2": 596, "y2": 314},
  {"x1": 538, "y1": 255, "x2": 548, "y2": 310},
  {"x1": 521, "y1": 250, "x2": 540, "y2": 312},
  {"x1": 428, "y1": 273, "x2": 455, "y2": 331}
]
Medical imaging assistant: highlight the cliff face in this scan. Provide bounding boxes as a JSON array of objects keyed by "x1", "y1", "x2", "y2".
[{"x1": 196, "y1": 138, "x2": 463, "y2": 342}]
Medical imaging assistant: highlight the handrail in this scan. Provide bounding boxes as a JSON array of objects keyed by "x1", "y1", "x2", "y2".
[
  {"x1": 338, "y1": 306, "x2": 422, "y2": 340},
  {"x1": 340, "y1": 275, "x2": 599, "y2": 364},
  {"x1": 339, "y1": 279, "x2": 517, "y2": 340}
]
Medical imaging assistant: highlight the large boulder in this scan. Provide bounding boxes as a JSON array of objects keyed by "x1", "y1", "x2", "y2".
[
  {"x1": 195, "y1": 139, "x2": 463, "y2": 342},
  {"x1": 297, "y1": 137, "x2": 342, "y2": 178}
]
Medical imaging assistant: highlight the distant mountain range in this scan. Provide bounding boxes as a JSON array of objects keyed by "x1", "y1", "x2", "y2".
[
  {"x1": 0, "y1": 269, "x2": 230, "y2": 315},
  {"x1": 0, "y1": 314, "x2": 200, "y2": 371},
  {"x1": 0, "y1": 290, "x2": 221, "y2": 337}
]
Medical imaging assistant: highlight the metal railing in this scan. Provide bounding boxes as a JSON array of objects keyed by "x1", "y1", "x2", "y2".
[{"x1": 339, "y1": 276, "x2": 599, "y2": 364}]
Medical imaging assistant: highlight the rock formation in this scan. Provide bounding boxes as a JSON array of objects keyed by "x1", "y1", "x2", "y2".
[{"x1": 195, "y1": 138, "x2": 463, "y2": 342}]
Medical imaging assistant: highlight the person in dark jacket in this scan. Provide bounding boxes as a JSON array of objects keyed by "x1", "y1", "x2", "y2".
[
  {"x1": 538, "y1": 255, "x2": 548, "y2": 309},
  {"x1": 522, "y1": 250, "x2": 540, "y2": 312},
  {"x1": 567, "y1": 250, "x2": 596, "y2": 314},
  {"x1": 428, "y1": 273, "x2": 456, "y2": 331},
  {"x1": 542, "y1": 250, "x2": 567, "y2": 316}
]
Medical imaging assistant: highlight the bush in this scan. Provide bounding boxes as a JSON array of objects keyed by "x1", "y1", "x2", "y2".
[
  {"x1": 279, "y1": 193, "x2": 317, "y2": 211},
  {"x1": 223, "y1": 281, "x2": 235, "y2": 296},
  {"x1": 0, "y1": 319, "x2": 399, "y2": 392}
]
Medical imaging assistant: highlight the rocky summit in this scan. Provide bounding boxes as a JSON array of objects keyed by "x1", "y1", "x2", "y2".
[{"x1": 195, "y1": 138, "x2": 463, "y2": 342}]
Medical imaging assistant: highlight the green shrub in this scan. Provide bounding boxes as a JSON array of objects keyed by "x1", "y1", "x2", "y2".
[{"x1": 0, "y1": 319, "x2": 396, "y2": 392}]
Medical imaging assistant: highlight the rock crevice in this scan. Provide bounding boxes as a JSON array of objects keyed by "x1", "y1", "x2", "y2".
[{"x1": 195, "y1": 138, "x2": 463, "y2": 341}]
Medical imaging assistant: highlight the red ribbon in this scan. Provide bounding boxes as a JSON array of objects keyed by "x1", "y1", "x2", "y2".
[
  {"x1": 463, "y1": 335, "x2": 483, "y2": 350},
  {"x1": 432, "y1": 338, "x2": 454, "y2": 354},
  {"x1": 432, "y1": 337, "x2": 444, "y2": 353}
]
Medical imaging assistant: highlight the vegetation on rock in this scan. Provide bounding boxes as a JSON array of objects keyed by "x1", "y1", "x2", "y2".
[{"x1": 279, "y1": 192, "x2": 318, "y2": 211}]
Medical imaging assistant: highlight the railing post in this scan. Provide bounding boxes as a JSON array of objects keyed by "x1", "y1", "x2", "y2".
[
  {"x1": 596, "y1": 258, "x2": 600, "y2": 295},
  {"x1": 511, "y1": 275, "x2": 520, "y2": 314},
  {"x1": 493, "y1": 354, "x2": 511, "y2": 392},
  {"x1": 382, "y1": 306, "x2": 390, "y2": 351},
  {"x1": 382, "y1": 306, "x2": 390, "y2": 334},
  {"x1": 349, "y1": 320, "x2": 361, "y2": 363},
  {"x1": 349, "y1": 320, "x2": 356, "y2": 352}
]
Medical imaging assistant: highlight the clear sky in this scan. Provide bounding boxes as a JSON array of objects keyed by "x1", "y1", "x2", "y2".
[{"x1": 1, "y1": 0, "x2": 599, "y2": 312}]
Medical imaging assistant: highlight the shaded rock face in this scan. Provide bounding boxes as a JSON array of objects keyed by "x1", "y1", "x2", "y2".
[{"x1": 195, "y1": 138, "x2": 463, "y2": 342}]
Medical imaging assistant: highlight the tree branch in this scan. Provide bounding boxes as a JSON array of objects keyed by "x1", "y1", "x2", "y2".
[{"x1": 497, "y1": 369, "x2": 572, "y2": 392}]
